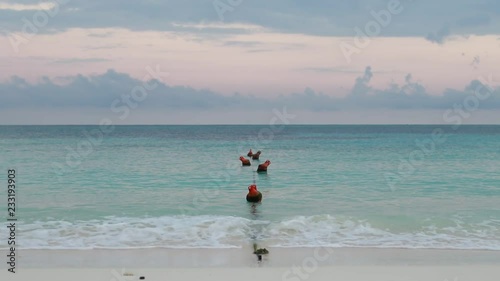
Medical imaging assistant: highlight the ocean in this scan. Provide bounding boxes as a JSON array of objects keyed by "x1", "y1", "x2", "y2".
[{"x1": 1, "y1": 125, "x2": 499, "y2": 250}]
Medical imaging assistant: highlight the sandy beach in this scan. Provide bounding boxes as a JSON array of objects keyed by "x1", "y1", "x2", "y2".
[
  {"x1": 2, "y1": 247, "x2": 499, "y2": 280},
  {"x1": 3, "y1": 266, "x2": 500, "y2": 281}
]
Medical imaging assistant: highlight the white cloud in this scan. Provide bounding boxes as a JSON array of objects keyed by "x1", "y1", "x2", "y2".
[
  {"x1": 0, "y1": 2, "x2": 56, "y2": 11},
  {"x1": 171, "y1": 22, "x2": 265, "y2": 31}
]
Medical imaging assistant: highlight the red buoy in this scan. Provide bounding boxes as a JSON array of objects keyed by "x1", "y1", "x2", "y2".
[
  {"x1": 246, "y1": 184, "x2": 262, "y2": 203},
  {"x1": 257, "y1": 160, "x2": 271, "y2": 172},
  {"x1": 239, "y1": 156, "x2": 251, "y2": 166},
  {"x1": 247, "y1": 149, "x2": 253, "y2": 157},
  {"x1": 252, "y1": 151, "x2": 262, "y2": 160}
]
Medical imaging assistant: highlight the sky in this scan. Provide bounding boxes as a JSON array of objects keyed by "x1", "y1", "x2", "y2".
[{"x1": 1, "y1": 0, "x2": 499, "y2": 124}]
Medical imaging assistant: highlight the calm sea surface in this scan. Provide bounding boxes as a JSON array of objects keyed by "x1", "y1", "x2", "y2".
[{"x1": 1, "y1": 125, "x2": 499, "y2": 249}]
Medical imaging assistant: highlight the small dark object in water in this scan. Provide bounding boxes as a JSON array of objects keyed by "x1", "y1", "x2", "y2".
[
  {"x1": 257, "y1": 255, "x2": 262, "y2": 261},
  {"x1": 139, "y1": 277, "x2": 145, "y2": 280}
]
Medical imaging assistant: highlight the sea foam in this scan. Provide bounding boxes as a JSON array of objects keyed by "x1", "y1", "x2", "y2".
[{"x1": 9, "y1": 215, "x2": 500, "y2": 250}]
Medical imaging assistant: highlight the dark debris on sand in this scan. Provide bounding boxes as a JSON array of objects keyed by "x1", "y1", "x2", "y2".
[{"x1": 253, "y1": 243, "x2": 269, "y2": 255}]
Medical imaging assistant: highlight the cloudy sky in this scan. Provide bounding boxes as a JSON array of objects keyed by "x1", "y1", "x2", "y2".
[{"x1": 1, "y1": 0, "x2": 499, "y2": 124}]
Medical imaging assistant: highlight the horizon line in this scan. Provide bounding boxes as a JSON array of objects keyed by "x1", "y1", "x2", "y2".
[{"x1": 2, "y1": 124, "x2": 500, "y2": 126}]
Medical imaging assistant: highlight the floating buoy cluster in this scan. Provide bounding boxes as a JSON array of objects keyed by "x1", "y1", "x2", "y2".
[
  {"x1": 239, "y1": 149, "x2": 270, "y2": 172},
  {"x1": 240, "y1": 149, "x2": 271, "y2": 203}
]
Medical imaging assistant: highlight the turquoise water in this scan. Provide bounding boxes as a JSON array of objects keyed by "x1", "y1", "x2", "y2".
[{"x1": 1, "y1": 125, "x2": 499, "y2": 249}]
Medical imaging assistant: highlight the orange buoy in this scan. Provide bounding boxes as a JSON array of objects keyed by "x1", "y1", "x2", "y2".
[
  {"x1": 252, "y1": 151, "x2": 262, "y2": 160},
  {"x1": 247, "y1": 149, "x2": 253, "y2": 157},
  {"x1": 239, "y1": 156, "x2": 251, "y2": 166},
  {"x1": 246, "y1": 184, "x2": 262, "y2": 203},
  {"x1": 257, "y1": 160, "x2": 271, "y2": 172}
]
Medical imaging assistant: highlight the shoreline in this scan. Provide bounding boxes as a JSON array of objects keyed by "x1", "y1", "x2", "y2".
[{"x1": 2, "y1": 247, "x2": 500, "y2": 269}]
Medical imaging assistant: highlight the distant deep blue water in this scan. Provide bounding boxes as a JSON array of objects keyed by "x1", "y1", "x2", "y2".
[{"x1": 1, "y1": 125, "x2": 499, "y2": 249}]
